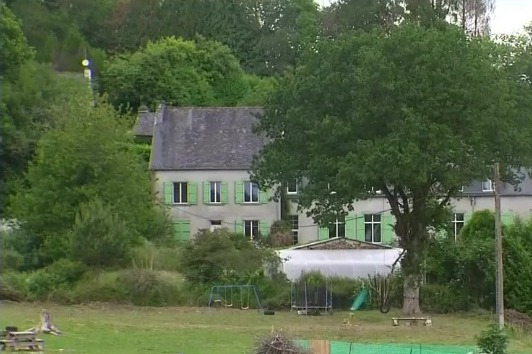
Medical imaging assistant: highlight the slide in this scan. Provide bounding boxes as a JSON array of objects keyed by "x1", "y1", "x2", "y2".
[{"x1": 350, "y1": 288, "x2": 368, "y2": 311}]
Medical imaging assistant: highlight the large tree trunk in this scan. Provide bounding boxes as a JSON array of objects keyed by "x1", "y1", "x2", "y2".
[{"x1": 403, "y1": 274, "x2": 422, "y2": 316}]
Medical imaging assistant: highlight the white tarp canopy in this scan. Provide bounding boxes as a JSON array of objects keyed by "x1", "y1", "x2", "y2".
[{"x1": 277, "y1": 248, "x2": 404, "y2": 281}]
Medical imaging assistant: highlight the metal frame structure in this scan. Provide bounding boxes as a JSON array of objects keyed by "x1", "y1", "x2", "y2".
[
  {"x1": 290, "y1": 281, "x2": 333, "y2": 315},
  {"x1": 207, "y1": 285, "x2": 263, "y2": 313}
]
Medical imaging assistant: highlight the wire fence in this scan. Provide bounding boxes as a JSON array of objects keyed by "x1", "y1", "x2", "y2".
[{"x1": 296, "y1": 340, "x2": 476, "y2": 354}]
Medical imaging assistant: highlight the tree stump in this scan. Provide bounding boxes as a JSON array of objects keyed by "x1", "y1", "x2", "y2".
[{"x1": 26, "y1": 310, "x2": 62, "y2": 335}]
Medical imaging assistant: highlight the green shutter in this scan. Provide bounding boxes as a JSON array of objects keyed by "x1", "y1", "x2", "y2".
[
  {"x1": 163, "y1": 182, "x2": 173, "y2": 204},
  {"x1": 259, "y1": 220, "x2": 270, "y2": 237},
  {"x1": 173, "y1": 220, "x2": 190, "y2": 241},
  {"x1": 235, "y1": 182, "x2": 243, "y2": 204},
  {"x1": 345, "y1": 216, "x2": 356, "y2": 239},
  {"x1": 464, "y1": 213, "x2": 472, "y2": 226},
  {"x1": 318, "y1": 226, "x2": 329, "y2": 240},
  {"x1": 235, "y1": 220, "x2": 244, "y2": 234},
  {"x1": 187, "y1": 182, "x2": 197, "y2": 205},
  {"x1": 203, "y1": 181, "x2": 210, "y2": 204},
  {"x1": 220, "y1": 182, "x2": 228, "y2": 204},
  {"x1": 381, "y1": 214, "x2": 395, "y2": 244},
  {"x1": 259, "y1": 189, "x2": 269, "y2": 204},
  {"x1": 501, "y1": 213, "x2": 514, "y2": 226},
  {"x1": 356, "y1": 214, "x2": 365, "y2": 241}
]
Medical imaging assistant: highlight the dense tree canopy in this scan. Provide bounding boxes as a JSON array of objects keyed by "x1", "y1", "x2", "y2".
[
  {"x1": 251, "y1": 23, "x2": 532, "y2": 315},
  {"x1": 8, "y1": 94, "x2": 172, "y2": 267},
  {"x1": 100, "y1": 36, "x2": 264, "y2": 111}
]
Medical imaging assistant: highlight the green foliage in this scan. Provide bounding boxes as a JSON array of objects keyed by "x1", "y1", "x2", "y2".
[
  {"x1": 25, "y1": 259, "x2": 86, "y2": 300},
  {"x1": 476, "y1": 324, "x2": 509, "y2": 354},
  {"x1": 8, "y1": 95, "x2": 172, "y2": 266},
  {"x1": 420, "y1": 284, "x2": 467, "y2": 313},
  {"x1": 0, "y1": 2, "x2": 33, "y2": 77},
  {"x1": 69, "y1": 198, "x2": 133, "y2": 268},
  {"x1": 266, "y1": 220, "x2": 293, "y2": 247},
  {"x1": 131, "y1": 243, "x2": 181, "y2": 272},
  {"x1": 251, "y1": 23, "x2": 532, "y2": 314},
  {"x1": 179, "y1": 229, "x2": 280, "y2": 286},
  {"x1": 100, "y1": 36, "x2": 249, "y2": 112},
  {"x1": 425, "y1": 211, "x2": 532, "y2": 314},
  {"x1": 237, "y1": 75, "x2": 276, "y2": 106},
  {"x1": 119, "y1": 268, "x2": 185, "y2": 306}
]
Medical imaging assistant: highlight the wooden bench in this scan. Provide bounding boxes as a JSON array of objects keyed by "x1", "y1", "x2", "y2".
[
  {"x1": 392, "y1": 317, "x2": 432, "y2": 326},
  {"x1": 0, "y1": 331, "x2": 44, "y2": 352}
]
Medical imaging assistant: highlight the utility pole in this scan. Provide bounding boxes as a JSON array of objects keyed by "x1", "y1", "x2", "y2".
[{"x1": 494, "y1": 162, "x2": 504, "y2": 329}]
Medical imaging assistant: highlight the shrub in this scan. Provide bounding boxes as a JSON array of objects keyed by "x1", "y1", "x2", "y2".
[
  {"x1": 267, "y1": 220, "x2": 293, "y2": 247},
  {"x1": 25, "y1": 259, "x2": 86, "y2": 300},
  {"x1": 476, "y1": 324, "x2": 508, "y2": 354},
  {"x1": 70, "y1": 271, "x2": 129, "y2": 304},
  {"x1": 130, "y1": 242, "x2": 181, "y2": 271},
  {"x1": 69, "y1": 198, "x2": 134, "y2": 268},
  {"x1": 179, "y1": 229, "x2": 280, "y2": 287},
  {"x1": 119, "y1": 268, "x2": 185, "y2": 306},
  {"x1": 420, "y1": 284, "x2": 467, "y2": 313},
  {"x1": 0, "y1": 272, "x2": 28, "y2": 301}
]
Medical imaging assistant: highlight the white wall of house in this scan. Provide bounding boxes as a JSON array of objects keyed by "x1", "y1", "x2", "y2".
[
  {"x1": 155, "y1": 170, "x2": 280, "y2": 239},
  {"x1": 154, "y1": 169, "x2": 532, "y2": 243}
]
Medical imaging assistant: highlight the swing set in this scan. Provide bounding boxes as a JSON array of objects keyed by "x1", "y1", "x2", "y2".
[{"x1": 207, "y1": 285, "x2": 263, "y2": 312}]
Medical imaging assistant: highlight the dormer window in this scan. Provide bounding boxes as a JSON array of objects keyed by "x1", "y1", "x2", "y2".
[{"x1": 482, "y1": 179, "x2": 493, "y2": 192}]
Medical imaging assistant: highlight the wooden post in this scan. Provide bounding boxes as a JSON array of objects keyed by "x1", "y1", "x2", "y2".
[{"x1": 494, "y1": 163, "x2": 504, "y2": 330}]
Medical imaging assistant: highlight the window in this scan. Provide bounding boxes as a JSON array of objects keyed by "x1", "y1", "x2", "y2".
[
  {"x1": 210, "y1": 182, "x2": 221, "y2": 203},
  {"x1": 364, "y1": 214, "x2": 382, "y2": 243},
  {"x1": 210, "y1": 220, "x2": 222, "y2": 232},
  {"x1": 289, "y1": 215, "x2": 299, "y2": 244},
  {"x1": 329, "y1": 216, "x2": 345, "y2": 238},
  {"x1": 287, "y1": 179, "x2": 298, "y2": 194},
  {"x1": 173, "y1": 182, "x2": 188, "y2": 204},
  {"x1": 452, "y1": 213, "x2": 465, "y2": 239},
  {"x1": 482, "y1": 179, "x2": 493, "y2": 192},
  {"x1": 244, "y1": 220, "x2": 260, "y2": 239},
  {"x1": 244, "y1": 181, "x2": 259, "y2": 203}
]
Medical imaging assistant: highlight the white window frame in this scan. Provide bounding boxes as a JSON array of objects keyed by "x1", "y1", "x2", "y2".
[
  {"x1": 329, "y1": 217, "x2": 345, "y2": 238},
  {"x1": 364, "y1": 214, "x2": 382, "y2": 243},
  {"x1": 173, "y1": 182, "x2": 188, "y2": 204},
  {"x1": 210, "y1": 220, "x2": 222, "y2": 232},
  {"x1": 210, "y1": 181, "x2": 221, "y2": 204},
  {"x1": 287, "y1": 179, "x2": 298, "y2": 194},
  {"x1": 244, "y1": 220, "x2": 260, "y2": 240},
  {"x1": 452, "y1": 213, "x2": 465, "y2": 240},
  {"x1": 289, "y1": 215, "x2": 299, "y2": 244},
  {"x1": 243, "y1": 181, "x2": 259, "y2": 203},
  {"x1": 482, "y1": 179, "x2": 493, "y2": 192}
]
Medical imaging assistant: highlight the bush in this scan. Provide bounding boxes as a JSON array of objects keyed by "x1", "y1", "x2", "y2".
[
  {"x1": 476, "y1": 324, "x2": 509, "y2": 354},
  {"x1": 420, "y1": 284, "x2": 467, "y2": 313},
  {"x1": 425, "y1": 212, "x2": 532, "y2": 314},
  {"x1": 119, "y1": 268, "x2": 186, "y2": 306},
  {"x1": 0, "y1": 272, "x2": 28, "y2": 301},
  {"x1": 69, "y1": 198, "x2": 134, "y2": 268},
  {"x1": 130, "y1": 242, "x2": 181, "y2": 271},
  {"x1": 70, "y1": 271, "x2": 129, "y2": 304},
  {"x1": 179, "y1": 229, "x2": 281, "y2": 286},
  {"x1": 26, "y1": 259, "x2": 87, "y2": 300},
  {"x1": 267, "y1": 220, "x2": 293, "y2": 247}
]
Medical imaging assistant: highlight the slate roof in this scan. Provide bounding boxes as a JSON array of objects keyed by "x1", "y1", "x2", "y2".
[
  {"x1": 150, "y1": 106, "x2": 265, "y2": 170},
  {"x1": 133, "y1": 111, "x2": 157, "y2": 137}
]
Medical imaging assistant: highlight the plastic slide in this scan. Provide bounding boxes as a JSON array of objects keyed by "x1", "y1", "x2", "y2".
[{"x1": 350, "y1": 288, "x2": 368, "y2": 311}]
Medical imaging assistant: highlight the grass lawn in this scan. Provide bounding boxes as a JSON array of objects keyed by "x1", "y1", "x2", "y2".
[{"x1": 1, "y1": 301, "x2": 531, "y2": 354}]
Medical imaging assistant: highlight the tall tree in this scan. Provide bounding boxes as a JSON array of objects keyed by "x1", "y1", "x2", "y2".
[
  {"x1": 8, "y1": 94, "x2": 171, "y2": 267},
  {"x1": 100, "y1": 36, "x2": 250, "y2": 111},
  {"x1": 251, "y1": 24, "x2": 532, "y2": 315},
  {"x1": 321, "y1": 0, "x2": 404, "y2": 37}
]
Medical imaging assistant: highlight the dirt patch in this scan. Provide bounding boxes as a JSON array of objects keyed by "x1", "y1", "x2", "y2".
[{"x1": 505, "y1": 309, "x2": 532, "y2": 332}]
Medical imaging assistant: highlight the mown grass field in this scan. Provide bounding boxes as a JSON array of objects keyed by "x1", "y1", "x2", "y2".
[{"x1": 1, "y1": 301, "x2": 531, "y2": 354}]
